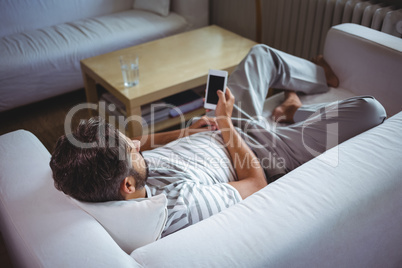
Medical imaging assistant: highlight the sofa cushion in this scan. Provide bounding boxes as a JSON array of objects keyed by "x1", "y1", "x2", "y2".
[
  {"x1": 261, "y1": 87, "x2": 357, "y2": 127},
  {"x1": 71, "y1": 194, "x2": 168, "y2": 254},
  {"x1": 0, "y1": 9, "x2": 187, "y2": 112},
  {"x1": 133, "y1": 0, "x2": 170, "y2": 16}
]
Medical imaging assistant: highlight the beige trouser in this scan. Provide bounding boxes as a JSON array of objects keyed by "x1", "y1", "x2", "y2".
[{"x1": 228, "y1": 45, "x2": 386, "y2": 182}]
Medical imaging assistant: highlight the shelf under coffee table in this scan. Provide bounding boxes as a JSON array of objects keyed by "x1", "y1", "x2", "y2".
[{"x1": 80, "y1": 25, "x2": 257, "y2": 138}]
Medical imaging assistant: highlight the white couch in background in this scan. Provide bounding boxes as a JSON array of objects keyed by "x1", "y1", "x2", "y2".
[
  {"x1": 0, "y1": 24, "x2": 401, "y2": 267},
  {"x1": 0, "y1": 0, "x2": 208, "y2": 112}
]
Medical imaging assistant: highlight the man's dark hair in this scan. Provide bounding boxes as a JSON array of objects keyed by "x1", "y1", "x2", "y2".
[{"x1": 50, "y1": 117, "x2": 131, "y2": 202}]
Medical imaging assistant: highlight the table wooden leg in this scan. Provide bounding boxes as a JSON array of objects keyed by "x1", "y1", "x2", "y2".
[
  {"x1": 82, "y1": 72, "x2": 98, "y2": 117},
  {"x1": 125, "y1": 103, "x2": 143, "y2": 138}
]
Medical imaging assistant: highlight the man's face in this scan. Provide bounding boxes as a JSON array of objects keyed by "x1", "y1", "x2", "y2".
[{"x1": 120, "y1": 133, "x2": 149, "y2": 188}]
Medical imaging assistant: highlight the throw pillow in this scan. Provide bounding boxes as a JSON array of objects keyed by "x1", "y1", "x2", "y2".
[
  {"x1": 71, "y1": 194, "x2": 168, "y2": 254},
  {"x1": 133, "y1": 0, "x2": 170, "y2": 16}
]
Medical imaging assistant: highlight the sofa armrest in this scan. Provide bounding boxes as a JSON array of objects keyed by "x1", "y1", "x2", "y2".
[
  {"x1": 171, "y1": 0, "x2": 209, "y2": 30},
  {"x1": 323, "y1": 23, "x2": 402, "y2": 116},
  {"x1": 132, "y1": 112, "x2": 402, "y2": 267},
  {"x1": 0, "y1": 130, "x2": 140, "y2": 267}
]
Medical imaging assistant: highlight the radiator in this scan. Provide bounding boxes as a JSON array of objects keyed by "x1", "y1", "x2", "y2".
[{"x1": 261, "y1": 0, "x2": 402, "y2": 59}]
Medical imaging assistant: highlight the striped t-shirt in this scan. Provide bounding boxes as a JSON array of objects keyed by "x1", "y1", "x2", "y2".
[{"x1": 142, "y1": 130, "x2": 242, "y2": 237}]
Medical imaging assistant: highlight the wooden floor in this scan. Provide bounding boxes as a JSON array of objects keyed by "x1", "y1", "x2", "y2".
[
  {"x1": 0, "y1": 232, "x2": 13, "y2": 268},
  {"x1": 0, "y1": 89, "x2": 90, "y2": 152},
  {"x1": 0, "y1": 89, "x2": 90, "y2": 267}
]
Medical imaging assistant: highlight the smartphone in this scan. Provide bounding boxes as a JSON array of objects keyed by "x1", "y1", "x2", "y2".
[{"x1": 204, "y1": 69, "x2": 228, "y2": 110}]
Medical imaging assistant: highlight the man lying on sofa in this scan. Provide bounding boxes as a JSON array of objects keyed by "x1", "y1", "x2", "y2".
[{"x1": 50, "y1": 45, "x2": 386, "y2": 237}]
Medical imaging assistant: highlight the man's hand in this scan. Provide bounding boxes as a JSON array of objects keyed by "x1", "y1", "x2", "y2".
[
  {"x1": 214, "y1": 86, "x2": 267, "y2": 199},
  {"x1": 135, "y1": 116, "x2": 217, "y2": 151},
  {"x1": 215, "y1": 87, "x2": 235, "y2": 123},
  {"x1": 185, "y1": 116, "x2": 218, "y2": 136}
]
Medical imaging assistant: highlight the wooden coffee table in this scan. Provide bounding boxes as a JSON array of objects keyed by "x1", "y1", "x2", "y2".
[{"x1": 80, "y1": 25, "x2": 257, "y2": 137}]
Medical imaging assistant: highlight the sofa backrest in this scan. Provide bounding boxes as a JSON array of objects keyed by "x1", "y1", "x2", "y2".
[
  {"x1": 0, "y1": 0, "x2": 133, "y2": 38},
  {"x1": 0, "y1": 0, "x2": 209, "y2": 39},
  {"x1": 323, "y1": 23, "x2": 402, "y2": 117}
]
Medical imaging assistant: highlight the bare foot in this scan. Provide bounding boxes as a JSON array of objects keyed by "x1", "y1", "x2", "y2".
[
  {"x1": 272, "y1": 91, "x2": 302, "y2": 123},
  {"x1": 311, "y1": 55, "x2": 339, "y2": 88}
]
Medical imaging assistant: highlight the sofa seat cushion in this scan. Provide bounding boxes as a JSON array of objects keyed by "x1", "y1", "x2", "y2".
[{"x1": 0, "y1": 9, "x2": 187, "y2": 112}]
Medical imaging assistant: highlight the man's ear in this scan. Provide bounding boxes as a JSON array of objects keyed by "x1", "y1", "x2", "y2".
[{"x1": 120, "y1": 176, "x2": 136, "y2": 199}]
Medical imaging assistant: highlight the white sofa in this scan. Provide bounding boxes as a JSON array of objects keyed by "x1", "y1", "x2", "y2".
[
  {"x1": 0, "y1": 0, "x2": 208, "y2": 112},
  {"x1": 0, "y1": 24, "x2": 402, "y2": 267}
]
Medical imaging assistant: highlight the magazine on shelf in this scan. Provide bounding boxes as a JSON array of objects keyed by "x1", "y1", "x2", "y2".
[
  {"x1": 99, "y1": 93, "x2": 170, "y2": 125},
  {"x1": 98, "y1": 86, "x2": 204, "y2": 125},
  {"x1": 163, "y1": 90, "x2": 204, "y2": 117},
  {"x1": 100, "y1": 92, "x2": 169, "y2": 116}
]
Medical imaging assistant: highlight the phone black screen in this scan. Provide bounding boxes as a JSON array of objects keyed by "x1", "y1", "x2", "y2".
[{"x1": 206, "y1": 75, "x2": 225, "y2": 105}]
